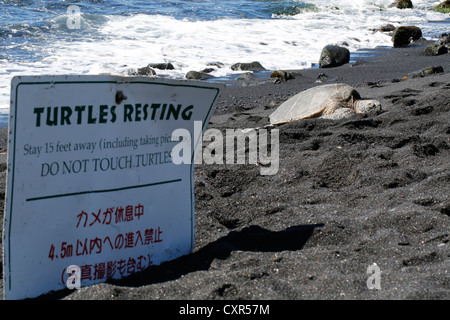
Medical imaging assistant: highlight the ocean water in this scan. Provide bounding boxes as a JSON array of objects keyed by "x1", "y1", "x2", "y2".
[{"x1": 0, "y1": 0, "x2": 449, "y2": 115}]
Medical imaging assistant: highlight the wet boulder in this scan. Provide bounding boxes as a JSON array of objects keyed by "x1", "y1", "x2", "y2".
[
  {"x1": 391, "y1": 26, "x2": 422, "y2": 47},
  {"x1": 127, "y1": 65, "x2": 156, "y2": 76},
  {"x1": 379, "y1": 24, "x2": 396, "y2": 32},
  {"x1": 318, "y1": 45, "x2": 350, "y2": 68},
  {"x1": 388, "y1": 0, "x2": 414, "y2": 9},
  {"x1": 425, "y1": 44, "x2": 448, "y2": 56},
  {"x1": 419, "y1": 65, "x2": 444, "y2": 76},
  {"x1": 230, "y1": 61, "x2": 266, "y2": 71},
  {"x1": 185, "y1": 70, "x2": 214, "y2": 80},
  {"x1": 270, "y1": 70, "x2": 296, "y2": 83},
  {"x1": 433, "y1": 0, "x2": 450, "y2": 13},
  {"x1": 439, "y1": 33, "x2": 450, "y2": 51},
  {"x1": 200, "y1": 68, "x2": 216, "y2": 74},
  {"x1": 207, "y1": 61, "x2": 225, "y2": 68},
  {"x1": 148, "y1": 63, "x2": 175, "y2": 70},
  {"x1": 410, "y1": 65, "x2": 445, "y2": 78},
  {"x1": 439, "y1": 33, "x2": 449, "y2": 45}
]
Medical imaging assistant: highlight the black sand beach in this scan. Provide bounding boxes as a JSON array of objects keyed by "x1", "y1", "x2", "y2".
[{"x1": 1, "y1": 39, "x2": 449, "y2": 301}]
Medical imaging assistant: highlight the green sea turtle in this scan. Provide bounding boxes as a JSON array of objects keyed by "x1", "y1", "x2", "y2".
[{"x1": 269, "y1": 83, "x2": 381, "y2": 124}]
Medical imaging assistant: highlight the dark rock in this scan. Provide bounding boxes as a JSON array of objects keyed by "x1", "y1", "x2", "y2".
[
  {"x1": 433, "y1": 0, "x2": 450, "y2": 13},
  {"x1": 439, "y1": 33, "x2": 450, "y2": 47},
  {"x1": 127, "y1": 65, "x2": 156, "y2": 76},
  {"x1": 419, "y1": 66, "x2": 444, "y2": 76},
  {"x1": 379, "y1": 24, "x2": 396, "y2": 32},
  {"x1": 425, "y1": 44, "x2": 448, "y2": 56},
  {"x1": 207, "y1": 61, "x2": 225, "y2": 68},
  {"x1": 201, "y1": 68, "x2": 216, "y2": 74},
  {"x1": 318, "y1": 45, "x2": 350, "y2": 68},
  {"x1": 388, "y1": 0, "x2": 413, "y2": 9},
  {"x1": 231, "y1": 61, "x2": 266, "y2": 71},
  {"x1": 391, "y1": 26, "x2": 422, "y2": 47},
  {"x1": 410, "y1": 65, "x2": 445, "y2": 78},
  {"x1": 270, "y1": 70, "x2": 295, "y2": 83},
  {"x1": 148, "y1": 63, "x2": 175, "y2": 70},
  {"x1": 315, "y1": 73, "x2": 328, "y2": 83},
  {"x1": 185, "y1": 70, "x2": 214, "y2": 80}
]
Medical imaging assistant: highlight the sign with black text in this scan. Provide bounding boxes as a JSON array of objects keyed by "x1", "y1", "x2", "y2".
[{"x1": 3, "y1": 75, "x2": 222, "y2": 299}]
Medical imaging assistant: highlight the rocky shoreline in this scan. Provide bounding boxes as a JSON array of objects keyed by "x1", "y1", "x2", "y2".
[
  {"x1": 1, "y1": 29, "x2": 449, "y2": 301},
  {"x1": 124, "y1": 25, "x2": 450, "y2": 84}
]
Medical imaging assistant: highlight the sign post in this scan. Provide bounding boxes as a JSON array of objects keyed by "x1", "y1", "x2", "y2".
[{"x1": 3, "y1": 75, "x2": 223, "y2": 299}]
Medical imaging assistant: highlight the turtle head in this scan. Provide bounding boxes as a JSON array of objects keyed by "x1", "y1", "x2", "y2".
[{"x1": 354, "y1": 99, "x2": 381, "y2": 114}]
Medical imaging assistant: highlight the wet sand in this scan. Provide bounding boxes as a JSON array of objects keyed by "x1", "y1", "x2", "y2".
[{"x1": 1, "y1": 39, "x2": 449, "y2": 301}]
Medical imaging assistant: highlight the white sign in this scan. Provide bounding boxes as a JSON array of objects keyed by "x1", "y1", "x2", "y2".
[{"x1": 3, "y1": 75, "x2": 223, "y2": 299}]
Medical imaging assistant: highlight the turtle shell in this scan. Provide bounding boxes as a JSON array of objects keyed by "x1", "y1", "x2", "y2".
[{"x1": 269, "y1": 83, "x2": 361, "y2": 124}]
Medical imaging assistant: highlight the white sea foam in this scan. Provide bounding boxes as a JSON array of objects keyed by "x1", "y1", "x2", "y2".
[{"x1": 0, "y1": 0, "x2": 448, "y2": 111}]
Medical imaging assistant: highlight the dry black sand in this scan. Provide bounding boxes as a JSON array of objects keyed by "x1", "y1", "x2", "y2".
[{"x1": 1, "y1": 40, "x2": 449, "y2": 301}]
